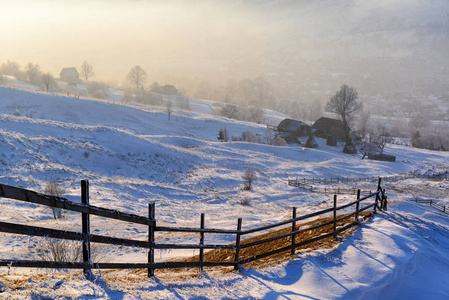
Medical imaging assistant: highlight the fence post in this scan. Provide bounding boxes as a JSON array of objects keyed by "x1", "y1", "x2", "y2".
[
  {"x1": 382, "y1": 189, "x2": 387, "y2": 210},
  {"x1": 234, "y1": 218, "x2": 242, "y2": 271},
  {"x1": 377, "y1": 177, "x2": 382, "y2": 192},
  {"x1": 291, "y1": 207, "x2": 297, "y2": 255},
  {"x1": 199, "y1": 213, "x2": 205, "y2": 273},
  {"x1": 375, "y1": 177, "x2": 382, "y2": 212},
  {"x1": 356, "y1": 190, "x2": 360, "y2": 223},
  {"x1": 333, "y1": 195, "x2": 337, "y2": 240},
  {"x1": 148, "y1": 202, "x2": 155, "y2": 278},
  {"x1": 81, "y1": 180, "x2": 92, "y2": 279}
]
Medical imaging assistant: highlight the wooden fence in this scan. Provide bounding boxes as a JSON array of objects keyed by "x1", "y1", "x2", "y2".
[
  {"x1": 412, "y1": 199, "x2": 448, "y2": 215},
  {"x1": 288, "y1": 171, "x2": 448, "y2": 194},
  {"x1": 287, "y1": 180, "x2": 373, "y2": 195},
  {"x1": 0, "y1": 179, "x2": 387, "y2": 278}
]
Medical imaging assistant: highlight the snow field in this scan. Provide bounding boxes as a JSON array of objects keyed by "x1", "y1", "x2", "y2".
[{"x1": 0, "y1": 86, "x2": 448, "y2": 298}]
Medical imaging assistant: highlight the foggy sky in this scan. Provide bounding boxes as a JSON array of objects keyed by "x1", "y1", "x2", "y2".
[
  {"x1": 1, "y1": 0, "x2": 276, "y2": 83},
  {"x1": 1, "y1": 0, "x2": 448, "y2": 92}
]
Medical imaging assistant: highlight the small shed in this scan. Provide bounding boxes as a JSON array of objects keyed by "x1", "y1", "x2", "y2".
[
  {"x1": 277, "y1": 118, "x2": 311, "y2": 137},
  {"x1": 150, "y1": 83, "x2": 179, "y2": 95},
  {"x1": 161, "y1": 84, "x2": 178, "y2": 95},
  {"x1": 312, "y1": 117, "x2": 348, "y2": 141},
  {"x1": 60, "y1": 67, "x2": 79, "y2": 86}
]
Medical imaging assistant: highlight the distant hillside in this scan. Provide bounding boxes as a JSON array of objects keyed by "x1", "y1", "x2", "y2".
[{"x1": 180, "y1": 0, "x2": 449, "y2": 103}]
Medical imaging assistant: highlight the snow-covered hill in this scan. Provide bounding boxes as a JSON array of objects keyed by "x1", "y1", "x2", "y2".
[{"x1": 0, "y1": 87, "x2": 448, "y2": 298}]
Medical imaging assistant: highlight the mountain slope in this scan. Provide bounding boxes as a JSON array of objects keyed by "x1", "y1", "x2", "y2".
[{"x1": 0, "y1": 86, "x2": 448, "y2": 298}]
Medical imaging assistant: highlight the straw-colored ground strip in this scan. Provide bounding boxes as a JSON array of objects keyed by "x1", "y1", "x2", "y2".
[{"x1": 0, "y1": 211, "x2": 373, "y2": 289}]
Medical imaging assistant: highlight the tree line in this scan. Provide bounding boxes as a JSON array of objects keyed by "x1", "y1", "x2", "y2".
[{"x1": 1, "y1": 60, "x2": 447, "y2": 152}]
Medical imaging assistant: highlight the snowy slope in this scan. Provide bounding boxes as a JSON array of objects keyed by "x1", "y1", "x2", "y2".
[{"x1": 0, "y1": 86, "x2": 448, "y2": 298}]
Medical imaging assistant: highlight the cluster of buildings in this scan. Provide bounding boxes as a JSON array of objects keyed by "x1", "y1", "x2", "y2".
[{"x1": 276, "y1": 117, "x2": 347, "y2": 146}]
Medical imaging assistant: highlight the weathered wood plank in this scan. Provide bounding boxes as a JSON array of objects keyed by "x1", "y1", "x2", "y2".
[
  {"x1": 0, "y1": 260, "x2": 235, "y2": 269},
  {"x1": 148, "y1": 202, "x2": 155, "y2": 278},
  {"x1": 0, "y1": 221, "x2": 151, "y2": 248},
  {"x1": 234, "y1": 218, "x2": 242, "y2": 271},
  {"x1": 242, "y1": 207, "x2": 334, "y2": 235},
  {"x1": 155, "y1": 226, "x2": 238, "y2": 234},
  {"x1": 199, "y1": 213, "x2": 205, "y2": 273},
  {"x1": 81, "y1": 180, "x2": 92, "y2": 278},
  {"x1": 153, "y1": 243, "x2": 235, "y2": 250},
  {"x1": 0, "y1": 184, "x2": 155, "y2": 226},
  {"x1": 239, "y1": 220, "x2": 359, "y2": 265},
  {"x1": 240, "y1": 218, "x2": 336, "y2": 249}
]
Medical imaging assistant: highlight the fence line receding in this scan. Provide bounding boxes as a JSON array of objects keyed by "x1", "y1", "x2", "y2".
[{"x1": 0, "y1": 178, "x2": 387, "y2": 278}]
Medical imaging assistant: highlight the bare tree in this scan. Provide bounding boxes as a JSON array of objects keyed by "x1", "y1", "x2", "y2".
[
  {"x1": 25, "y1": 62, "x2": 41, "y2": 85},
  {"x1": 127, "y1": 65, "x2": 147, "y2": 89},
  {"x1": 263, "y1": 128, "x2": 275, "y2": 145},
  {"x1": 122, "y1": 90, "x2": 133, "y2": 103},
  {"x1": 238, "y1": 79, "x2": 254, "y2": 105},
  {"x1": 224, "y1": 79, "x2": 238, "y2": 102},
  {"x1": 44, "y1": 180, "x2": 65, "y2": 219},
  {"x1": 409, "y1": 111, "x2": 430, "y2": 131},
  {"x1": 166, "y1": 99, "x2": 173, "y2": 120},
  {"x1": 41, "y1": 72, "x2": 55, "y2": 92},
  {"x1": 243, "y1": 168, "x2": 257, "y2": 190},
  {"x1": 242, "y1": 130, "x2": 256, "y2": 143},
  {"x1": 374, "y1": 125, "x2": 392, "y2": 155},
  {"x1": 247, "y1": 106, "x2": 265, "y2": 124},
  {"x1": 272, "y1": 136, "x2": 287, "y2": 146},
  {"x1": 86, "y1": 81, "x2": 110, "y2": 99},
  {"x1": 80, "y1": 61, "x2": 94, "y2": 82},
  {"x1": 220, "y1": 104, "x2": 240, "y2": 119},
  {"x1": 218, "y1": 127, "x2": 229, "y2": 142},
  {"x1": 253, "y1": 76, "x2": 272, "y2": 107},
  {"x1": 0, "y1": 60, "x2": 21, "y2": 77},
  {"x1": 357, "y1": 110, "x2": 371, "y2": 139},
  {"x1": 36, "y1": 238, "x2": 82, "y2": 262},
  {"x1": 177, "y1": 93, "x2": 191, "y2": 110},
  {"x1": 325, "y1": 84, "x2": 362, "y2": 143},
  {"x1": 357, "y1": 141, "x2": 378, "y2": 159}
]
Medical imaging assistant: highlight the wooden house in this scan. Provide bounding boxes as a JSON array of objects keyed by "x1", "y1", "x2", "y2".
[
  {"x1": 60, "y1": 67, "x2": 79, "y2": 86},
  {"x1": 312, "y1": 117, "x2": 348, "y2": 141},
  {"x1": 276, "y1": 118, "x2": 311, "y2": 143}
]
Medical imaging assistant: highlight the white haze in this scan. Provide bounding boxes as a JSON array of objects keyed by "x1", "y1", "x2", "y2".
[{"x1": 1, "y1": 0, "x2": 449, "y2": 100}]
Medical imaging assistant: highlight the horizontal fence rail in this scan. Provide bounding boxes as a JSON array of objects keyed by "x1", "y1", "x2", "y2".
[
  {"x1": 288, "y1": 170, "x2": 448, "y2": 194},
  {"x1": 0, "y1": 179, "x2": 388, "y2": 278},
  {"x1": 412, "y1": 199, "x2": 448, "y2": 215},
  {"x1": 287, "y1": 180, "x2": 373, "y2": 196}
]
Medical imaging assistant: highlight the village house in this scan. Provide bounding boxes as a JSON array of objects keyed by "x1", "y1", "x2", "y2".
[
  {"x1": 312, "y1": 117, "x2": 348, "y2": 145},
  {"x1": 276, "y1": 118, "x2": 312, "y2": 143},
  {"x1": 60, "y1": 67, "x2": 79, "y2": 86}
]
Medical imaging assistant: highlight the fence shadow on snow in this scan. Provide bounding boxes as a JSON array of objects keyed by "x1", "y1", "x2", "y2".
[{"x1": 0, "y1": 179, "x2": 387, "y2": 278}]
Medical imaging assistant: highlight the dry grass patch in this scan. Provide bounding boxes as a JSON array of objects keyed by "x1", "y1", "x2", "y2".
[
  {"x1": 0, "y1": 211, "x2": 374, "y2": 286},
  {"x1": 184, "y1": 211, "x2": 372, "y2": 269}
]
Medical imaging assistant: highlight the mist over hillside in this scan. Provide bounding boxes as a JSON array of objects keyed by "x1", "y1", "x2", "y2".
[
  {"x1": 2, "y1": 0, "x2": 448, "y2": 106},
  {"x1": 213, "y1": 0, "x2": 449, "y2": 103}
]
